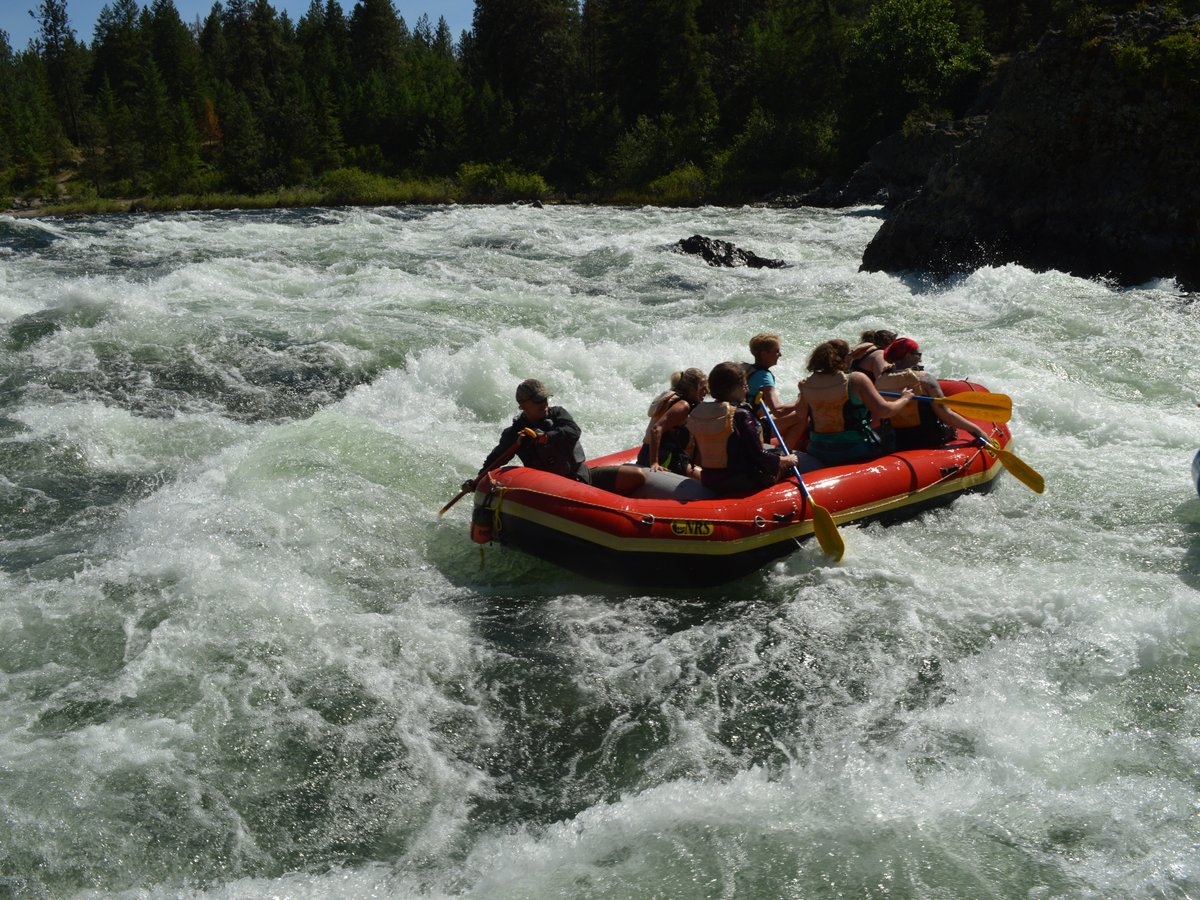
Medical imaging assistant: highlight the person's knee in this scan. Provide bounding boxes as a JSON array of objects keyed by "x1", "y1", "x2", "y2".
[{"x1": 615, "y1": 465, "x2": 648, "y2": 494}]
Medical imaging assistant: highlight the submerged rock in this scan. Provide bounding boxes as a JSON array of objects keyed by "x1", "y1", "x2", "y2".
[
  {"x1": 673, "y1": 235, "x2": 786, "y2": 268},
  {"x1": 7, "y1": 312, "x2": 62, "y2": 351},
  {"x1": 861, "y1": 8, "x2": 1200, "y2": 291}
]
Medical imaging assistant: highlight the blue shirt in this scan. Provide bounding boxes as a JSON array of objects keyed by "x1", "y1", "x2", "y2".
[{"x1": 746, "y1": 366, "x2": 776, "y2": 406}]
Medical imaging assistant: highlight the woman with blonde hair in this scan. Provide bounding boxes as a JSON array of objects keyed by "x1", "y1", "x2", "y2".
[{"x1": 637, "y1": 368, "x2": 707, "y2": 478}]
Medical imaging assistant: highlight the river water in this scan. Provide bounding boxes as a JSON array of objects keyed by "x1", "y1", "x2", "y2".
[{"x1": 1, "y1": 205, "x2": 1198, "y2": 898}]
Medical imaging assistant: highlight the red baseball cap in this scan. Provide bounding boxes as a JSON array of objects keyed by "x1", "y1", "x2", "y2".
[{"x1": 883, "y1": 337, "x2": 920, "y2": 362}]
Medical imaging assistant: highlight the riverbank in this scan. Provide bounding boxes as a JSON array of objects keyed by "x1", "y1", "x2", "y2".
[
  {"x1": 4, "y1": 173, "x2": 466, "y2": 219},
  {"x1": 1, "y1": 162, "x2": 729, "y2": 218}
]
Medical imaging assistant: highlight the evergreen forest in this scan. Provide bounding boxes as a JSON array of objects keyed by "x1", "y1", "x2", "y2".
[{"x1": 2, "y1": 0, "x2": 1198, "y2": 209}]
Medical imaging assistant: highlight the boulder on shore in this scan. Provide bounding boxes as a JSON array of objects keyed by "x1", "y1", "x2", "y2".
[
  {"x1": 673, "y1": 235, "x2": 786, "y2": 269},
  {"x1": 861, "y1": 8, "x2": 1200, "y2": 291}
]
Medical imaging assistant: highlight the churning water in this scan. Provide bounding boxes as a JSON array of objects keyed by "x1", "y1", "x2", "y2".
[{"x1": 1, "y1": 204, "x2": 1198, "y2": 899}]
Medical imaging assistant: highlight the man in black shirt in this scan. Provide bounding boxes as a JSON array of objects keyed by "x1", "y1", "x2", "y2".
[{"x1": 465, "y1": 378, "x2": 590, "y2": 491}]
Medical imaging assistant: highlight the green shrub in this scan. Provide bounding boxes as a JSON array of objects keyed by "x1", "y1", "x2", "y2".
[
  {"x1": 319, "y1": 167, "x2": 394, "y2": 204},
  {"x1": 344, "y1": 145, "x2": 386, "y2": 173},
  {"x1": 67, "y1": 180, "x2": 99, "y2": 201},
  {"x1": 98, "y1": 178, "x2": 135, "y2": 199},
  {"x1": 609, "y1": 115, "x2": 678, "y2": 188},
  {"x1": 456, "y1": 162, "x2": 549, "y2": 202},
  {"x1": 1112, "y1": 40, "x2": 1151, "y2": 79},
  {"x1": 1156, "y1": 27, "x2": 1200, "y2": 81},
  {"x1": 646, "y1": 163, "x2": 707, "y2": 206}
]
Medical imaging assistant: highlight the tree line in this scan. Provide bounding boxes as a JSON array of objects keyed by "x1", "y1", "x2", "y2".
[{"x1": 1, "y1": 0, "x2": 1195, "y2": 205}]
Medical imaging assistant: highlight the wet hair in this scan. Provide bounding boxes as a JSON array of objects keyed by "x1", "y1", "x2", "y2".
[
  {"x1": 807, "y1": 339, "x2": 851, "y2": 374},
  {"x1": 749, "y1": 332, "x2": 781, "y2": 357},
  {"x1": 860, "y1": 329, "x2": 897, "y2": 350},
  {"x1": 670, "y1": 367, "x2": 707, "y2": 398},
  {"x1": 707, "y1": 361, "x2": 748, "y2": 403}
]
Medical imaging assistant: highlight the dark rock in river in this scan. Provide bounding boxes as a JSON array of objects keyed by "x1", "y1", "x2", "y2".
[
  {"x1": 673, "y1": 235, "x2": 786, "y2": 268},
  {"x1": 861, "y1": 8, "x2": 1200, "y2": 291}
]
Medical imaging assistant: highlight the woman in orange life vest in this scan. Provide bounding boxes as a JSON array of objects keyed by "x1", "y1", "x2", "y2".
[
  {"x1": 637, "y1": 368, "x2": 707, "y2": 479},
  {"x1": 873, "y1": 337, "x2": 989, "y2": 450},
  {"x1": 848, "y1": 328, "x2": 896, "y2": 382},
  {"x1": 788, "y1": 339, "x2": 914, "y2": 467},
  {"x1": 687, "y1": 362, "x2": 798, "y2": 496}
]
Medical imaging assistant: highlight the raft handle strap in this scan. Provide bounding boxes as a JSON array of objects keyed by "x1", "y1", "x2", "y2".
[{"x1": 492, "y1": 488, "x2": 508, "y2": 539}]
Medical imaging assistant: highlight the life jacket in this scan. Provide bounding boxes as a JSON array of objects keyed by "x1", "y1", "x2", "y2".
[
  {"x1": 744, "y1": 363, "x2": 772, "y2": 399},
  {"x1": 513, "y1": 410, "x2": 587, "y2": 479},
  {"x1": 875, "y1": 368, "x2": 956, "y2": 448},
  {"x1": 687, "y1": 401, "x2": 736, "y2": 468},
  {"x1": 744, "y1": 363, "x2": 776, "y2": 436},
  {"x1": 874, "y1": 369, "x2": 923, "y2": 428},
  {"x1": 800, "y1": 372, "x2": 872, "y2": 441}
]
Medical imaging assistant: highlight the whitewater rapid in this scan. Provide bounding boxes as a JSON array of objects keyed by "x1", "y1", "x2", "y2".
[{"x1": 1, "y1": 205, "x2": 1198, "y2": 898}]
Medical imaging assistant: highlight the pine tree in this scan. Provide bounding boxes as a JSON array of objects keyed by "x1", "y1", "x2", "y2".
[
  {"x1": 0, "y1": 31, "x2": 16, "y2": 184},
  {"x1": 466, "y1": 0, "x2": 582, "y2": 171},
  {"x1": 147, "y1": 0, "x2": 201, "y2": 101},
  {"x1": 91, "y1": 0, "x2": 144, "y2": 101},
  {"x1": 1, "y1": 43, "x2": 62, "y2": 187},
  {"x1": 349, "y1": 0, "x2": 405, "y2": 81},
  {"x1": 34, "y1": 0, "x2": 91, "y2": 149}
]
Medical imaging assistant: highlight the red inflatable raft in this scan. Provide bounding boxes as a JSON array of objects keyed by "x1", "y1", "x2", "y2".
[{"x1": 469, "y1": 380, "x2": 1012, "y2": 586}]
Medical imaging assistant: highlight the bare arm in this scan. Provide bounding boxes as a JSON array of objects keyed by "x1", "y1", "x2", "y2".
[
  {"x1": 767, "y1": 385, "x2": 803, "y2": 420},
  {"x1": 756, "y1": 384, "x2": 784, "y2": 412},
  {"x1": 917, "y1": 373, "x2": 986, "y2": 440},
  {"x1": 851, "y1": 371, "x2": 911, "y2": 418},
  {"x1": 783, "y1": 390, "x2": 811, "y2": 448},
  {"x1": 647, "y1": 399, "x2": 690, "y2": 471}
]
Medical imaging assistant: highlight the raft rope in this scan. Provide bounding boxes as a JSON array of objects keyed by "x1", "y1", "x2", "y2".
[
  {"x1": 480, "y1": 405, "x2": 1003, "y2": 538},
  {"x1": 484, "y1": 430, "x2": 1001, "y2": 532},
  {"x1": 485, "y1": 482, "x2": 793, "y2": 528}
]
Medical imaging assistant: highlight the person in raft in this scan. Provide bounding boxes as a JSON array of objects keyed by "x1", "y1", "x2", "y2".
[
  {"x1": 462, "y1": 378, "x2": 646, "y2": 495},
  {"x1": 789, "y1": 339, "x2": 914, "y2": 467},
  {"x1": 687, "y1": 361, "x2": 798, "y2": 496},
  {"x1": 848, "y1": 328, "x2": 896, "y2": 382},
  {"x1": 743, "y1": 332, "x2": 798, "y2": 434},
  {"x1": 637, "y1": 367, "x2": 707, "y2": 478},
  {"x1": 873, "y1": 337, "x2": 990, "y2": 450}
]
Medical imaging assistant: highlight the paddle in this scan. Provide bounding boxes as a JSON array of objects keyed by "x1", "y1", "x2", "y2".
[
  {"x1": 758, "y1": 399, "x2": 845, "y2": 562},
  {"x1": 980, "y1": 437, "x2": 1045, "y2": 494},
  {"x1": 439, "y1": 437, "x2": 524, "y2": 517},
  {"x1": 878, "y1": 390, "x2": 1012, "y2": 423}
]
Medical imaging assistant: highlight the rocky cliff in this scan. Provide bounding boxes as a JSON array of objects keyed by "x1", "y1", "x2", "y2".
[{"x1": 860, "y1": 8, "x2": 1200, "y2": 291}]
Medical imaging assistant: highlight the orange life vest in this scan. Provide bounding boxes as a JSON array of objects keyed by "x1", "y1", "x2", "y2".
[
  {"x1": 687, "y1": 401, "x2": 736, "y2": 468},
  {"x1": 800, "y1": 372, "x2": 870, "y2": 439}
]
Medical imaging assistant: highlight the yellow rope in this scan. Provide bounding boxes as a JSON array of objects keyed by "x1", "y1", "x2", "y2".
[
  {"x1": 484, "y1": 428, "x2": 1000, "y2": 532},
  {"x1": 486, "y1": 482, "x2": 794, "y2": 528}
]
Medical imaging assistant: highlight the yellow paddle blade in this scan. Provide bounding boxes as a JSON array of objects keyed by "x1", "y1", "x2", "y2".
[
  {"x1": 987, "y1": 441, "x2": 1045, "y2": 494},
  {"x1": 811, "y1": 502, "x2": 845, "y2": 561},
  {"x1": 938, "y1": 392, "x2": 1012, "y2": 423}
]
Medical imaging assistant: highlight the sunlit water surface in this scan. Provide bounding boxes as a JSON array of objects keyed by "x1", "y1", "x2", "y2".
[{"x1": 1, "y1": 205, "x2": 1198, "y2": 898}]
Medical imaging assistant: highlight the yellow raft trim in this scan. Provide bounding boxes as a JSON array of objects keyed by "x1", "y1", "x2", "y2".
[{"x1": 493, "y1": 455, "x2": 1002, "y2": 557}]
